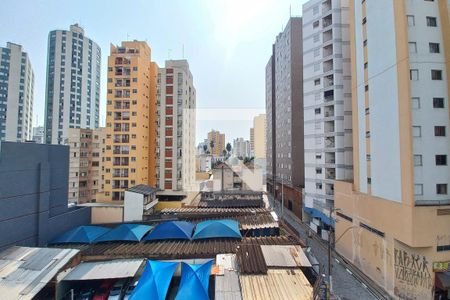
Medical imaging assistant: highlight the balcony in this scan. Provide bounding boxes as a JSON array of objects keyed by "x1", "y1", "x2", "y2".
[
  {"x1": 324, "y1": 106, "x2": 334, "y2": 118},
  {"x1": 324, "y1": 74, "x2": 334, "y2": 88},
  {"x1": 322, "y1": 0, "x2": 332, "y2": 13},
  {"x1": 323, "y1": 15, "x2": 332, "y2": 28},
  {"x1": 324, "y1": 90, "x2": 334, "y2": 102},
  {"x1": 325, "y1": 152, "x2": 336, "y2": 164},
  {"x1": 323, "y1": 29, "x2": 333, "y2": 43},
  {"x1": 325, "y1": 168, "x2": 336, "y2": 180},
  {"x1": 325, "y1": 136, "x2": 335, "y2": 148},
  {"x1": 323, "y1": 59, "x2": 333, "y2": 73},
  {"x1": 325, "y1": 183, "x2": 334, "y2": 196}
]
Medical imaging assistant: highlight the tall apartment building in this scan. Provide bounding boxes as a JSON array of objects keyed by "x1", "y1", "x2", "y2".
[
  {"x1": 265, "y1": 17, "x2": 305, "y2": 218},
  {"x1": 335, "y1": 1, "x2": 450, "y2": 298},
  {"x1": 156, "y1": 60, "x2": 196, "y2": 191},
  {"x1": 302, "y1": 0, "x2": 353, "y2": 235},
  {"x1": 207, "y1": 129, "x2": 225, "y2": 156},
  {"x1": 104, "y1": 41, "x2": 158, "y2": 201},
  {"x1": 232, "y1": 137, "x2": 251, "y2": 158},
  {"x1": 44, "y1": 24, "x2": 101, "y2": 144},
  {"x1": 0, "y1": 42, "x2": 34, "y2": 142},
  {"x1": 67, "y1": 128, "x2": 106, "y2": 204},
  {"x1": 32, "y1": 126, "x2": 44, "y2": 144},
  {"x1": 251, "y1": 114, "x2": 266, "y2": 159}
]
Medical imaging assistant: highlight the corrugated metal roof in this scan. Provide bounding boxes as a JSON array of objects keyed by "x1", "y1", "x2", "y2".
[
  {"x1": 239, "y1": 269, "x2": 313, "y2": 300},
  {"x1": 0, "y1": 246, "x2": 79, "y2": 300},
  {"x1": 127, "y1": 184, "x2": 156, "y2": 195},
  {"x1": 260, "y1": 245, "x2": 312, "y2": 268},
  {"x1": 215, "y1": 270, "x2": 242, "y2": 300},
  {"x1": 63, "y1": 259, "x2": 144, "y2": 281}
]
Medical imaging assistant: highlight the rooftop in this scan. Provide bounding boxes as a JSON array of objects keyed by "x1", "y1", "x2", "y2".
[{"x1": 0, "y1": 246, "x2": 79, "y2": 299}]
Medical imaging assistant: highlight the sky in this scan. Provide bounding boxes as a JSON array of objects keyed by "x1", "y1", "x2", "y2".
[{"x1": 0, "y1": 0, "x2": 306, "y2": 143}]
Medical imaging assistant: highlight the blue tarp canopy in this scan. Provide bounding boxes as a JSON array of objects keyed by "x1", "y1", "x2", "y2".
[
  {"x1": 130, "y1": 260, "x2": 178, "y2": 300},
  {"x1": 143, "y1": 221, "x2": 194, "y2": 241},
  {"x1": 94, "y1": 224, "x2": 153, "y2": 242},
  {"x1": 175, "y1": 261, "x2": 213, "y2": 300},
  {"x1": 304, "y1": 207, "x2": 334, "y2": 227},
  {"x1": 192, "y1": 219, "x2": 241, "y2": 240},
  {"x1": 50, "y1": 225, "x2": 110, "y2": 244}
]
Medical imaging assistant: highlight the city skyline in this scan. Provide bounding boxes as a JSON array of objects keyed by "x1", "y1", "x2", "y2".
[{"x1": 0, "y1": 0, "x2": 306, "y2": 142}]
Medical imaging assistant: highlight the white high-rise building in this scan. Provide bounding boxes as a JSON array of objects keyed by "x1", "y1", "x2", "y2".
[
  {"x1": 233, "y1": 137, "x2": 251, "y2": 158},
  {"x1": 302, "y1": 0, "x2": 353, "y2": 232},
  {"x1": 0, "y1": 42, "x2": 34, "y2": 142},
  {"x1": 44, "y1": 24, "x2": 101, "y2": 144},
  {"x1": 156, "y1": 60, "x2": 196, "y2": 191}
]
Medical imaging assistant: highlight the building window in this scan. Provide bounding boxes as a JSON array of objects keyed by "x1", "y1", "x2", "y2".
[
  {"x1": 313, "y1": 20, "x2": 319, "y2": 29},
  {"x1": 437, "y1": 184, "x2": 447, "y2": 195},
  {"x1": 426, "y1": 16, "x2": 437, "y2": 27},
  {"x1": 435, "y1": 126, "x2": 446, "y2": 136},
  {"x1": 313, "y1": 34, "x2": 320, "y2": 43},
  {"x1": 410, "y1": 69, "x2": 419, "y2": 81},
  {"x1": 429, "y1": 43, "x2": 440, "y2": 53},
  {"x1": 314, "y1": 79, "x2": 321, "y2": 86},
  {"x1": 435, "y1": 155, "x2": 447, "y2": 165},
  {"x1": 365, "y1": 85, "x2": 369, "y2": 92},
  {"x1": 315, "y1": 167, "x2": 322, "y2": 174},
  {"x1": 314, "y1": 63, "x2": 320, "y2": 72},
  {"x1": 431, "y1": 70, "x2": 442, "y2": 80},
  {"x1": 407, "y1": 15, "x2": 415, "y2": 26},
  {"x1": 413, "y1": 126, "x2": 422, "y2": 137},
  {"x1": 414, "y1": 155, "x2": 422, "y2": 166},
  {"x1": 367, "y1": 177, "x2": 371, "y2": 184},
  {"x1": 315, "y1": 108, "x2": 321, "y2": 114},
  {"x1": 412, "y1": 97, "x2": 420, "y2": 109},
  {"x1": 314, "y1": 48, "x2": 320, "y2": 57},
  {"x1": 316, "y1": 183, "x2": 322, "y2": 189},
  {"x1": 408, "y1": 42, "x2": 417, "y2": 53},
  {"x1": 433, "y1": 97, "x2": 445, "y2": 108},
  {"x1": 313, "y1": 5, "x2": 319, "y2": 15},
  {"x1": 414, "y1": 184, "x2": 423, "y2": 195}
]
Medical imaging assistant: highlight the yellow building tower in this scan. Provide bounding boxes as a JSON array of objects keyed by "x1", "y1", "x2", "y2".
[{"x1": 104, "y1": 41, "x2": 158, "y2": 201}]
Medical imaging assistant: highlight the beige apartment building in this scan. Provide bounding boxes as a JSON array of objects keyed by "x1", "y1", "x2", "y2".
[
  {"x1": 67, "y1": 128, "x2": 106, "y2": 204},
  {"x1": 207, "y1": 129, "x2": 225, "y2": 157},
  {"x1": 156, "y1": 60, "x2": 196, "y2": 192},
  {"x1": 103, "y1": 41, "x2": 158, "y2": 201},
  {"x1": 335, "y1": 1, "x2": 450, "y2": 299},
  {"x1": 251, "y1": 114, "x2": 266, "y2": 159}
]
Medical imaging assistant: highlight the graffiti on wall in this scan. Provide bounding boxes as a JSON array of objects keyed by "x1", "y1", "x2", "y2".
[{"x1": 394, "y1": 246, "x2": 433, "y2": 300}]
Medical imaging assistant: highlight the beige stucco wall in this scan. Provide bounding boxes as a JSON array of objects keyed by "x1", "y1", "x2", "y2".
[
  {"x1": 91, "y1": 206, "x2": 123, "y2": 224},
  {"x1": 335, "y1": 181, "x2": 450, "y2": 299}
]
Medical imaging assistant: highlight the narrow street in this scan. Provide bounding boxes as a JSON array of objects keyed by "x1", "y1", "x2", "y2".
[{"x1": 268, "y1": 196, "x2": 384, "y2": 300}]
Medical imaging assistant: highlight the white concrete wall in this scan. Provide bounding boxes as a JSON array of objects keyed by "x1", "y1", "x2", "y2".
[{"x1": 124, "y1": 191, "x2": 143, "y2": 222}]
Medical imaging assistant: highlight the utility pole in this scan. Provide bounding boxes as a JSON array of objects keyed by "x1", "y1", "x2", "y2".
[
  {"x1": 281, "y1": 176, "x2": 284, "y2": 220},
  {"x1": 328, "y1": 208, "x2": 332, "y2": 296}
]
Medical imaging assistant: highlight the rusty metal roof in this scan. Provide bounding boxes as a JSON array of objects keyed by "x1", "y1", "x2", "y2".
[{"x1": 236, "y1": 243, "x2": 268, "y2": 275}]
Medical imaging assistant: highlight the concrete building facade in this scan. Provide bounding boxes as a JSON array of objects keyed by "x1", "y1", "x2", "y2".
[
  {"x1": 207, "y1": 129, "x2": 225, "y2": 157},
  {"x1": 251, "y1": 114, "x2": 266, "y2": 159},
  {"x1": 335, "y1": 1, "x2": 450, "y2": 299},
  {"x1": 232, "y1": 137, "x2": 251, "y2": 158},
  {"x1": 0, "y1": 141, "x2": 90, "y2": 251},
  {"x1": 156, "y1": 60, "x2": 196, "y2": 192},
  {"x1": 44, "y1": 24, "x2": 101, "y2": 144},
  {"x1": 104, "y1": 41, "x2": 158, "y2": 201},
  {"x1": 32, "y1": 126, "x2": 44, "y2": 144},
  {"x1": 66, "y1": 128, "x2": 106, "y2": 204},
  {"x1": 302, "y1": 0, "x2": 353, "y2": 235},
  {"x1": 265, "y1": 17, "x2": 305, "y2": 219},
  {"x1": 0, "y1": 42, "x2": 34, "y2": 142}
]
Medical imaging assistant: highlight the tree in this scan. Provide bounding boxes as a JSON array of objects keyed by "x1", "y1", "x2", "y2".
[
  {"x1": 222, "y1": 149, "x2": 227, "y2": 157},
  {"x1": 209, "y1": 140, "x2": 215, "y2": 153},
  {"x1": 226, "y1": 143, "x2": 232, "y2": 154}
]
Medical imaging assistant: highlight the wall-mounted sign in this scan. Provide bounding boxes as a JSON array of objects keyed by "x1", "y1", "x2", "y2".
[{"x1": 433, "y1": 261, "x2": 450, "y2": 272}]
